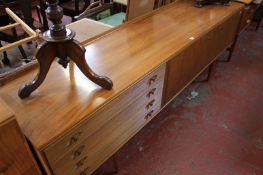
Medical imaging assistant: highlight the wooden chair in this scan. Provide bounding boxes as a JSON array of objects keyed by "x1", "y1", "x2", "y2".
[
  {"x1": 0, "y1": 1, "x2": 29, "y2": 65},
  {"x1": 99, "y1": 0, "x2": 156, "y2": 25},
  {"x1": 59, "y1": 0, "x2": 91, "y2": 21},
  {"x1": 0, "y1": 8, "x2": 38, "y2": 85},
  {"x1": 0, "y1": 0, "x2": 48, "y2": 29},
  {"x1": 77, "y1": 0, "x2": 155, "y2": 26}
]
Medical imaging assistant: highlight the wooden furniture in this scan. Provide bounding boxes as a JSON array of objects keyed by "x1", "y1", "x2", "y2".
[
  {"x1": 126, "y1": 0, "x2": 156, "y2": 20},
  {"x1": 0, "y1": 8, "x2": 38, "y2": 53},
  {"x1": 18, "y1": 0, "x2": 113, "y2": 99},
  {"x1": 60, "y1": 0, "x2": 90, "y2": 21},
  {"x1": 0, "y1": 8, "x2": 39, "y2": 83},
  {"x1": 77, "y1": 0, "x2": 155, "y2": 26},
  {"x1": 0, "y1": 99, "x2": 41, "y2": 175},
  {"x1": 234, "y1": 0, "x2": 263, "y2": 31},
  {"x1": 0, "y1": 0, "x2": 244, "y2": 174},
  {"x1": 0, "y1": 18, "x2": 112, "y2": 87},
  {"x1": 0, "y1": 0, "x2": 48, "y2": 29}
]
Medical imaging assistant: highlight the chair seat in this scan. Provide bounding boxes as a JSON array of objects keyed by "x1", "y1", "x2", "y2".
[{"x1": 98, "y1": 12, "x2": 126, "y2": 27}]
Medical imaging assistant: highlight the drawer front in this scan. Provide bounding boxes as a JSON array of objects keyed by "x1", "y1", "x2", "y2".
[
  {"x1": 52, "y1": 90, "x2": 163, "y2": 175},
  {"x1": 43, "y1": 64, "x2": 166, "y2": 173}
]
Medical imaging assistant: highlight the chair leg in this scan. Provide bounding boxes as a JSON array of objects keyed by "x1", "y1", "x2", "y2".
[
  {"x1": 10, "y1": 28, "x2": 28, "y2": 62},
  {"x1": 2, "y1": 51, "x2": 10, "y2": 65},
  {"x1": 194, "y1": 63, "x2": 214, "y2": 83},
  {"x1": 39, "y1": 0, "x2": 49, "y2": 30},
  {"x1": 0, "y1": 41, "x2": 10, "y2": 65},
  {"x1": 217, "y1": 33, "x2": 239, "y2": 62},
  {"x1": 18, "y1": 45, "x2": 28, "y2": 62},
  {"x1": 36, "y1": 6, "x2": 43, "y2": 24}
]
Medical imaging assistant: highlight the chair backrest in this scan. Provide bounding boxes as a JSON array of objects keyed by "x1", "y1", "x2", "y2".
[
  {"x1": 75, "y1": 0, "x2": 113, "y2": 20},
  {"x1": 126, "y1": 0, "x2": 155, "y2": 21}
]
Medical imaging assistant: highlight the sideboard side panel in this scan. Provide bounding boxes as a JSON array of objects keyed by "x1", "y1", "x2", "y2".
[{"x1": 0, "y1": 99, "x2": 42, "y2": 175}]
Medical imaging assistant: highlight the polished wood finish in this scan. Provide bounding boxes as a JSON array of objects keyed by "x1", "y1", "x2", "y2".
[
  {"x1": 0, "y1": 1, "x2": 243, "y2": 174},
  {"x1": 0, "y1": 0, "x2": 243, "y2": 152},
  {"x1": 164, "y1": 10, "x2": 242, "y2": 103},
  {"x1": 0, "y1": 99, "x2": 41, "y2": 175},
  {"x1": 45, "y1": 65, "x2": 165, "y2": 175}
]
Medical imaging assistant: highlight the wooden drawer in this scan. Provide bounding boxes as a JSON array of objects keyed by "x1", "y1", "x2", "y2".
[
  {"x1": 43, "y1": 64, "x2": 166, "y2": 174},
  {"x1": 51, "y1": 90, "x2": 163, "y2": 175}
]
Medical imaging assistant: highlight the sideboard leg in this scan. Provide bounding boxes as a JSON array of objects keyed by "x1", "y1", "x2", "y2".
[
  {"x1": 112, "y1": 153, "x2": 119, "y2": 173},
  {"x1": 194, "y1": 63, "x2": 214, "y2": 83}
]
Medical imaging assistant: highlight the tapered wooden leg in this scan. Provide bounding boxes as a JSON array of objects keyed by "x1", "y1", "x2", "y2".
[
  {"x1": 67, "y1": 40, "x2": 113, "y2": 90},
  {"x1": 112, "y1": 153, "x2": 119, "y2": 173},
  {"x1": 194, "y1": 63, "x2": 214, "y2": 83},
  {"x1": 226, "y1": 39, "x2": 237, "y2": 62},
  {"x1": 18, "y1": 45, "x2": 28, "y2": 62},
  {"x1": 217, "y1": 36, "x2": 239, "y2": 62},
  {"x1": 18, "y1": 42, "x2": 56, "y2": 99},
  {"x1": 36, "y1": 6, "x2": 42, "y2": 24}
]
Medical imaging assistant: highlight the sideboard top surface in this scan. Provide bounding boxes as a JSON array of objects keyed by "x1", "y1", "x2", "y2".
[{"x1": 0, "y1": 0, "x2": 243, "y2": 149}]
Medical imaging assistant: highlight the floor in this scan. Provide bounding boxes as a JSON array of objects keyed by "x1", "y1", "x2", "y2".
[{"x1": 93, "y1": 26, "x2": 263, "y2": 175}]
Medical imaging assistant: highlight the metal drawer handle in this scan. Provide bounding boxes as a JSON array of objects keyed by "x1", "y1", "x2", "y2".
[
  {"x1": 145, "y1": 110, "x2": 154, "y2": 120},
  {"x1": 66, "y1": 132, "x2": 82, "y2": 147},
  {"x1": 146, "y1": 99, "x2": 155, "y2": 110},
  {"x1": 146, "y1": 88, "x2": 157, "y2": 98},
  {"x1": 79, "y1": 167, "x2": 89, "y2": 175},
  {"x1": 71, "y1": 145, "x2": 85, "y2": 160},
  {"x1": 148, "y1": 75, "x2": 158, "y2": 85},
  {"x1": 75, "y1": 156, "x2": 87, "y2": 169}
]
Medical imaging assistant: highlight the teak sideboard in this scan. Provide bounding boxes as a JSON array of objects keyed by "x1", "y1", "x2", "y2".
[{"x1": 0, "y1": 1, "x2": 244, "y2": 175}]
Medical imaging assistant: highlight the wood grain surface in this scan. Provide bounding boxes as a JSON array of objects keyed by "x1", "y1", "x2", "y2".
[
  {"x1": 0, "y1": 0, "x2": 243, "y2": 151},
  {"x1": 0, "y1": 99, "x2": 41, "y2": 175}
]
